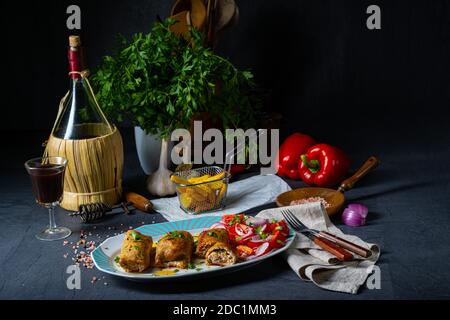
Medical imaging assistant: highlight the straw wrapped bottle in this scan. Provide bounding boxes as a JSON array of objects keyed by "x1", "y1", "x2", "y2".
[{"x1": 45, "y1": 35, "x2": 123, "y2": 211}]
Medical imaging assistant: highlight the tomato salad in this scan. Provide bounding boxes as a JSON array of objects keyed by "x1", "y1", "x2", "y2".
[{"x1": 210, "y1": 214, "x2": 290, "y2": 260}]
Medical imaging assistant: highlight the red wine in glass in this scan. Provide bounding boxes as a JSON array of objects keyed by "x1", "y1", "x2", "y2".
[
  {"x1": 29, "y1": 164, "x2": 65, "y2": 204},
  {"x1": 25, "y1": 157, "x2": 71, "y2": 241}
]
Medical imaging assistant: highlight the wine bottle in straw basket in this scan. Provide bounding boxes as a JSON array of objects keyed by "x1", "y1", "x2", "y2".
[{"x1": 44, "y1": 35, "x2": 123, "y2": 211}]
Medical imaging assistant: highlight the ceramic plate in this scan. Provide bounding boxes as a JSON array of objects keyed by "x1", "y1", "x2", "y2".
[{"x1": 91, "y1": 216, "x2": 295, "y2": 282}]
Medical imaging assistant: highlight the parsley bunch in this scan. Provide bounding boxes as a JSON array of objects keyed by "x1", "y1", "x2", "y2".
[{"x1": 91, "y1": 19, "x2": 258, "y2": 139}]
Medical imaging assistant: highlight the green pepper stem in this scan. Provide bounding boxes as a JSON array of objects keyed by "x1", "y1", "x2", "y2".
[{"x1": 301, "y1": 155, "x2": 320, "y2": 174}]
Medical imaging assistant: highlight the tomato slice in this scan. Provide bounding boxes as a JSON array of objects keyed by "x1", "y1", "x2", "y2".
[
  {"x1": 269, "y1": 221, "x2": 289, "y2": 237},
  {"x1": 269, "y1": 231, "x2": 287, "y2": 248},
  {"x1": 222, "y1": 214, "x2": 245, "y2": 227}
]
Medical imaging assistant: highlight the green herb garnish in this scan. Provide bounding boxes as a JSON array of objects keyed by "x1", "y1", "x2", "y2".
[
  {"x1": 114, "y1": 256, "x2": 120, "y2": 263},
  {"x1": 130, "y1": 230, "x2": 142, "y2": 241},
  {"x1": 275, "y1": 226, "x2": 283, "y2": 231},
  {"x1": 173, "y1": 269, "x2": 179, "y2": 273},
  {"x1": 133, "y1": 246, "x2": 140, "y2": 251},
  {"x1": 167, "y1": 231, "x2": 186, "y2": 239},
  {"x1": 260, "y1": 233, "x2": 268, "y2": 239},
  {"x1": 188, "y1": 263, "x2": 196, "y2": 269},
  {"x1": 207, "y1": 231, "x2": 219, "y2": 238},
  {"x1": 229, "y1": 215, "x2": 243, "y2": 226},
  {"x1": 276, "y1": 240, "x2": 284, "y2": 245}
]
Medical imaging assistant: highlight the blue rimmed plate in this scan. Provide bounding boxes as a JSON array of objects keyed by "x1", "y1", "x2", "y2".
[{"x1": 91, "y1": 216, "x2": 295, "y2": 282}]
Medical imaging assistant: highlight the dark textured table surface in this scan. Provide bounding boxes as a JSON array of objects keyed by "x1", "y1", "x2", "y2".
[{"x1": 1, "y1": 128, "x2": 449, "y2": 300}]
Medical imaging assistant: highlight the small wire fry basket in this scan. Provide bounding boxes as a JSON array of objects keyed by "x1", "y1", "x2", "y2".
[
  {"x1": 171, "y1": 129, "x2": 264, "y2": 215},
  {"x1": 172, "y1": 166, "x2": 230, "y2": 214}
]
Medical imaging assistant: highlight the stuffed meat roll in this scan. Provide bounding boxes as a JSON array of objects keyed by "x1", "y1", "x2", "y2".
[
  {"x1": 119, "y1": 230, "x2": 153, "y2": 272},
  {"x1": 155, "y1": 230, "x2": 194, "y2": 269},
  {"x1": 195, "y1": 228, "x2": 229, "y2": 258},
  {"x1": 205, "y1": 242, "x2": 237, "y2": 266}
]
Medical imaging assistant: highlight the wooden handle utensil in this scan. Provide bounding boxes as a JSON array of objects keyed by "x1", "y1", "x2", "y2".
[
  {"x1": 338, "y1": 156, "x2": 379, "y2": 192},
  {"x1": 124, "y1": 192, "x2": 153, "y2": 213},
  {"x1": 321, "y1": 231, "x2": 372, "y2": 258},
  {"x1": 313, "y1": 236, "x2": 354, "y2": 261}
]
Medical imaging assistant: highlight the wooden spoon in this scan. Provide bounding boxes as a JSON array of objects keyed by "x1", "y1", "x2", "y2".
[
  {"x1": 171, "y1": 0, "x2": 207, "y2": 31},
  {"x1": 169, "y1": 10, "x2": 191, "y2": 36},
  {"x1": 276, "y1": 156, "x2": 379, "y2": 216},
  {"x1": 214, "y1": 0, "x2": 237, "y2": 34}
]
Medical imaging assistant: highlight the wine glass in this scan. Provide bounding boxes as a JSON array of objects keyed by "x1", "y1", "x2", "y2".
[{"x1": 24, "y1": 156, "x2": 71, "y2": 241}]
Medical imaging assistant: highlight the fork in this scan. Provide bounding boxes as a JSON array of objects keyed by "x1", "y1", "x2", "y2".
[
  {"x1": 281, "y1": 209, "x2": 353, "y2": 261},
  {"x1": 281, "y1": 209, "x2": 372, "y2": 259}
]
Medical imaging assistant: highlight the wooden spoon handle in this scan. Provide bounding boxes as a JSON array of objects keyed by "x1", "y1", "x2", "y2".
[
  {"x1": 313, "y1": 236, "x2": 353, "y2": 261},
  {"x1": 320, "y1": 231, "x2": 372, "y2": 258},
  {"x1": 124, "y1": 192, "x2": 153, "y2": 213},
  {"x1": 338, "y1": 156, "x2": 379, "y2": 192}
]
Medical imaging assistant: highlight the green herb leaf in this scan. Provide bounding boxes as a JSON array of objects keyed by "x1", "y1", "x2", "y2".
[
  {"x1": 130, "y1": 230, "x2": 142, "y2": 241},
  {"x1": 91, "y1": 18, "x2": 261, "y2": 140},
  {"x1": 167, "y1": 231, "x2": 186, "y2": 239},
  {"x1": 207, "y1": 231, "x2": 218, "y2": 238}
]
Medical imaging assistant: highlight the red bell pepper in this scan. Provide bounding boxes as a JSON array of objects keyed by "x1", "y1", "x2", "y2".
[
  {"x1": 277, "y1": 133, "x2": 316, "y2": 180},
  {"x1": 298, "y1": 144, "x2": 350, "y2": 187}
]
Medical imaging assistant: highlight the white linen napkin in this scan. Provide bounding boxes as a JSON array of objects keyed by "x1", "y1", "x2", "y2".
[
  {"x1": 256, "y1": 202, "x2": 380, "y2": 294},
  {"x1": 151, "y1": 175, "x2": 291, "y2": 221}
]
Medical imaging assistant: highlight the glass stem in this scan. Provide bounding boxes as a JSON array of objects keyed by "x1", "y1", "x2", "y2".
[{"x1": 48, "y1": 205, "x2": 57, "y2": 230}]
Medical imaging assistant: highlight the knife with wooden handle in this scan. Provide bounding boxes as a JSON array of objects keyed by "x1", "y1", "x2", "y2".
[
  {"x1": 320, "y1": 231, "x2": 372, "y2": 258},
  {"x1": 313, "y1": 236, "x2": 354, "y2": 261}
]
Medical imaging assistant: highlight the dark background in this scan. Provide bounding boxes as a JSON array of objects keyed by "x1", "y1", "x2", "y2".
[
  {"x1": 3, "y1": 0, "x2": 450, "y2": 147},
  {"x1": 1, "y1": 1, "x2": 450, "y2": 299}
]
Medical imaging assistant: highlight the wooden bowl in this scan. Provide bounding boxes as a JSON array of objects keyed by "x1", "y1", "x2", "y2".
[
  {"x1": 276, "y1": 187, "x2": 345, "y2": 216},
  {"x1": 276, "y1": 157, "x2": 380, "y2": 216}
]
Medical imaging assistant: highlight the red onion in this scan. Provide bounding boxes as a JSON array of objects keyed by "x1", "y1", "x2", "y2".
[
  {"x1": 210, "y1": 222, "x2": 226, "y2": 229},
  {"x1": 249, "y1": 235, "x2": 262, "y2": 241},
  {"x1": 248, "y1": 235, "x2": 273, "y2": 243},
  {"x1": 234, "y1": 224, "x2": 253, "y2": 238},
  {"x1": 246, "y1": 217, "x2": 268, "y2": 227},
  {"x1": 254, "y1": 242, "x2": 270, "y2": 257},
  {"x1": 342, "y1": 203, "x2": 368, "y2": 227},
  {"x1": 347, "y1": 203, "x2": 368, "y2": 218}
]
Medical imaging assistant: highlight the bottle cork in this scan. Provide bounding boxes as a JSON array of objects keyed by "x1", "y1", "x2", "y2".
[{"x1": 69, "y1": 35, "x2": 81, "y2": 47}]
